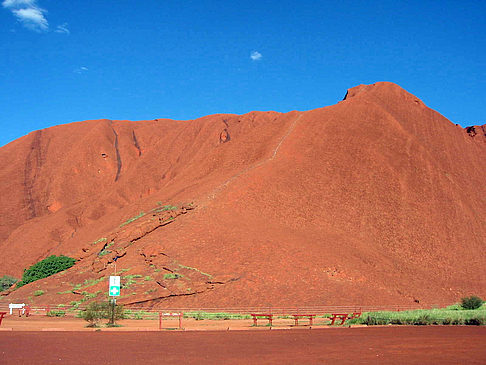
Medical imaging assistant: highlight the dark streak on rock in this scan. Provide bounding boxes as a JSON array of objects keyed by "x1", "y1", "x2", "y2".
[
  {"x1": 129, "y1": 219, "x2": 174, "y2": 244},
  {"x1": 132, "y1": 130, "x2": 142, "y2": 156},
  {"x1": 23, "y1": 130, "x2": 43, "y2": 218},
  {"x1": 127, "y1": 290, "x2": 207, "y2": 306},
  {"x1": 111, "y1": 124, "x2": 122, "y2": 181}
]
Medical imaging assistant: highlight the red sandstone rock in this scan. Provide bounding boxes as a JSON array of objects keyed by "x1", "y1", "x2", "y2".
[{"x1": 0, "y1": 82, "x2": 484, "y2": 307}]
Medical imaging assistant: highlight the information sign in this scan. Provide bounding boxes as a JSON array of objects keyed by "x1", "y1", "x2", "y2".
[{"x1": 109, "y1": 276, "x2": 120, "y2": 296}]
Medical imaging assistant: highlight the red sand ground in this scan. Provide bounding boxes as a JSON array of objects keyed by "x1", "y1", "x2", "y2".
[
  {"x1": 0, "y1": 82, "x2": 485, "y2": 308},
  {"x1": 0, "y1": 327, "x2": 485, "y2": 364}
]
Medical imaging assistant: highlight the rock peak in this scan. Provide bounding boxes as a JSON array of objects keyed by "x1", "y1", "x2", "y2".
[{"x1": 343, "y1": 81, "x2": 415, "y2": 100}]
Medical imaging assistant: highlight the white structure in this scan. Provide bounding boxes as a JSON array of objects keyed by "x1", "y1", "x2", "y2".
[{"x1": 9, "y1": 303, "x2": 25, "y2": 314}]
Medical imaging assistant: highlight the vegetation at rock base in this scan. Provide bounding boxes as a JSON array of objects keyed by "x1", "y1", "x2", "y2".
[
  {"x1": 47, "y1": 310, "x2": 66, "y2": 317},
  {"x1": 461, "y1": 295, "x2": 483, "y2": 310},
  {"x1": 348, "y1": 305, "x2": 486, "y2": 326},
  {"x1": 33, "y1": 290, "x2": 44, "y2": 296},
  {"x1": 17, "y1": 255, "x2": 76, "y2": 288},
  {"x1": 123, "y1": 309, "x2": 158, "y2": 320},
  {"x1": 0, "y1": 275, "x2": 17, "y2": 291}
]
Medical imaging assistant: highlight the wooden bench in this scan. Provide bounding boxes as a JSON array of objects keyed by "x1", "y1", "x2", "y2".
[
  {"x1": 328, "y1": 313, "x2": 349, "y2": 325},
  {"x1": 251, "y1": 314, "x2": 273, "y2": 327},
  {"x1": 291, "y1": 314, "x2": 316, "y2": 326},
  {"x1": 0, "y1": 312, "x2": 6, "y2": 326},
  {"x1": 159, "y1": 312, "x2": 183, "y2": 330}
]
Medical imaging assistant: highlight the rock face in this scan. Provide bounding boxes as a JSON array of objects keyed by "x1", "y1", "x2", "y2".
[{"x1": 0, "y1": 82, "x2": 485, "y2": 308}]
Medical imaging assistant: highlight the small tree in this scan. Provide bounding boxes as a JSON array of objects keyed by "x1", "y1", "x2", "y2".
[
  {"x1": 81, "y1": 301, "x2": 124, "y2": 327},
  {"x1": 105, "y1": 300, "x2": 125, "y2": 325},
  {"x1": 461, "y1": 296, "x2": 483, "y2": 310},
  {"x1": 0, "y1": 275, "x2": 17, "y2": 291},
  {"x1": 81, "y1": 302, "x2": 105, "y2": 327}
]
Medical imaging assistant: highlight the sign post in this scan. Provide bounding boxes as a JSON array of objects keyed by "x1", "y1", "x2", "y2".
[{"x1": 109, "y1": 276, "x2": 120, "y2": 325}]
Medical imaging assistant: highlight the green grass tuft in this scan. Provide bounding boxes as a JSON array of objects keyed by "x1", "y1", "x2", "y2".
[
  {"x1": 163, "y1": 273, "x2": 183, "y2": 280},
  {"x1": 91, "y1": 237, "x2": 107, "y2": 246},
  {"x1": 178, "y1": 264, "x2": 212, "y2": 278},
  {"x1": 120, "y1": 211, "x2": 146, "y2": 227}
]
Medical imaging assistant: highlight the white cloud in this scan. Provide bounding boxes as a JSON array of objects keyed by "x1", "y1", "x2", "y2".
[
  {"x1": 74, "y1": 66, "x2": 89, "y2": 74},
  {"x1": 2, "y1": 0, "x2": 48, "y2": 32},
  {"x1": 250, "y1": 51, "x2": 262, "y2": 61},
  {"x1": 55, "y1": 23, "x2": 69, "y2": 35},
  {"x1": 12, "y1": 7, "x2": 47, "y2": 31},
  {"x1": 2, "y1": 0, "x2": 36, "y2": 7}
]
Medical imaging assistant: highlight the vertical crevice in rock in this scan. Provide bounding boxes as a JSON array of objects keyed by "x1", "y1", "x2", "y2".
[
  {"x1": 132, "y1": 130, "x2": 142, "y2": 156},
  {"x1": 23, "y1": 130, "x2": 43, "y2": 218},
  {"x1": 111, "y1": 124, "x2": 122, "y2": 182}
]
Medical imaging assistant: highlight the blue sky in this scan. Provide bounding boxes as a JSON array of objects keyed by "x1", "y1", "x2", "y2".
[{"x1": 1, "y1": 0, "x2": 485, "y2": 147}]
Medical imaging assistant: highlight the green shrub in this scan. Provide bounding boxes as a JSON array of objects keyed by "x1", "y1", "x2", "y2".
[
  {"x1": 461, "y1": 296, "x2": 483, "y2": 310},
  {"x1": 47, "y1": 310, "x2": 66, "y2": 317},
  {"x1": 81, "y1": 301, "x2": 124, "y2": 327},
  {"x1": 81, "y1": 302, "x2": 105, "y2": 327},
  {"x1": 33, "y1": 290, "x2": 44, "y2": 296},
  {"x1": 413, "y1": 314, "x2": 430, "y2": 325},
  {"x1": 451, "y1": 318, "x2": 464, "y2": 325},
  {"x1": 17, "y1": 255, "x2": 76, "y2": 288},
  {"x1": 104, "y1": 301, "x2": 124, "y2": 324},
  {"x1": 390, "y1": 318, "x2": 403, "y2": 325},
  {"x1": 465, "y1": 318, "x2": 484, "y2": 326},
  {"x1": 0, "y1": 275, "x2": 17, "y2": 291}
]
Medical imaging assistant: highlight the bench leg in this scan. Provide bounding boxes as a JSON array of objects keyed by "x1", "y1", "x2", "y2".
[
  {"x1": 294, "y1": 318, "x2": 298, "y2": 326},
  {"x1": 269, "y1": 318, "x2": 272, "y2": 327},
  {"x1": 309, "y1": 317, "x2": 313, "y2": 326},
  {"x1": 253, "y1": 318, "x2": 257, "y2": 326}
]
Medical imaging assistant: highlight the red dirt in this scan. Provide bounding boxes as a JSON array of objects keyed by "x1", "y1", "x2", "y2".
[
  {"x1": 0, "y1": 82, "x2": 485, "y2": 308},
  {"x1": 1, "y1": 327, "x2": 485, "y2": 364}
]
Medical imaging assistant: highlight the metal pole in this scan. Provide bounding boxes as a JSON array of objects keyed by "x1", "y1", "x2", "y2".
[{"x1": 111, "y1": 298, "x2": 116, "y2": 325}]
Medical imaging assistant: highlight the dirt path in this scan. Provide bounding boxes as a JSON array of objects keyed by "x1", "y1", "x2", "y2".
[
  {"x1": 207, "y1": 113, "x2": 303, "y2": 201},
  {"x1": 1, "y1": 327, "x2": 485, "y2": 364}
]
